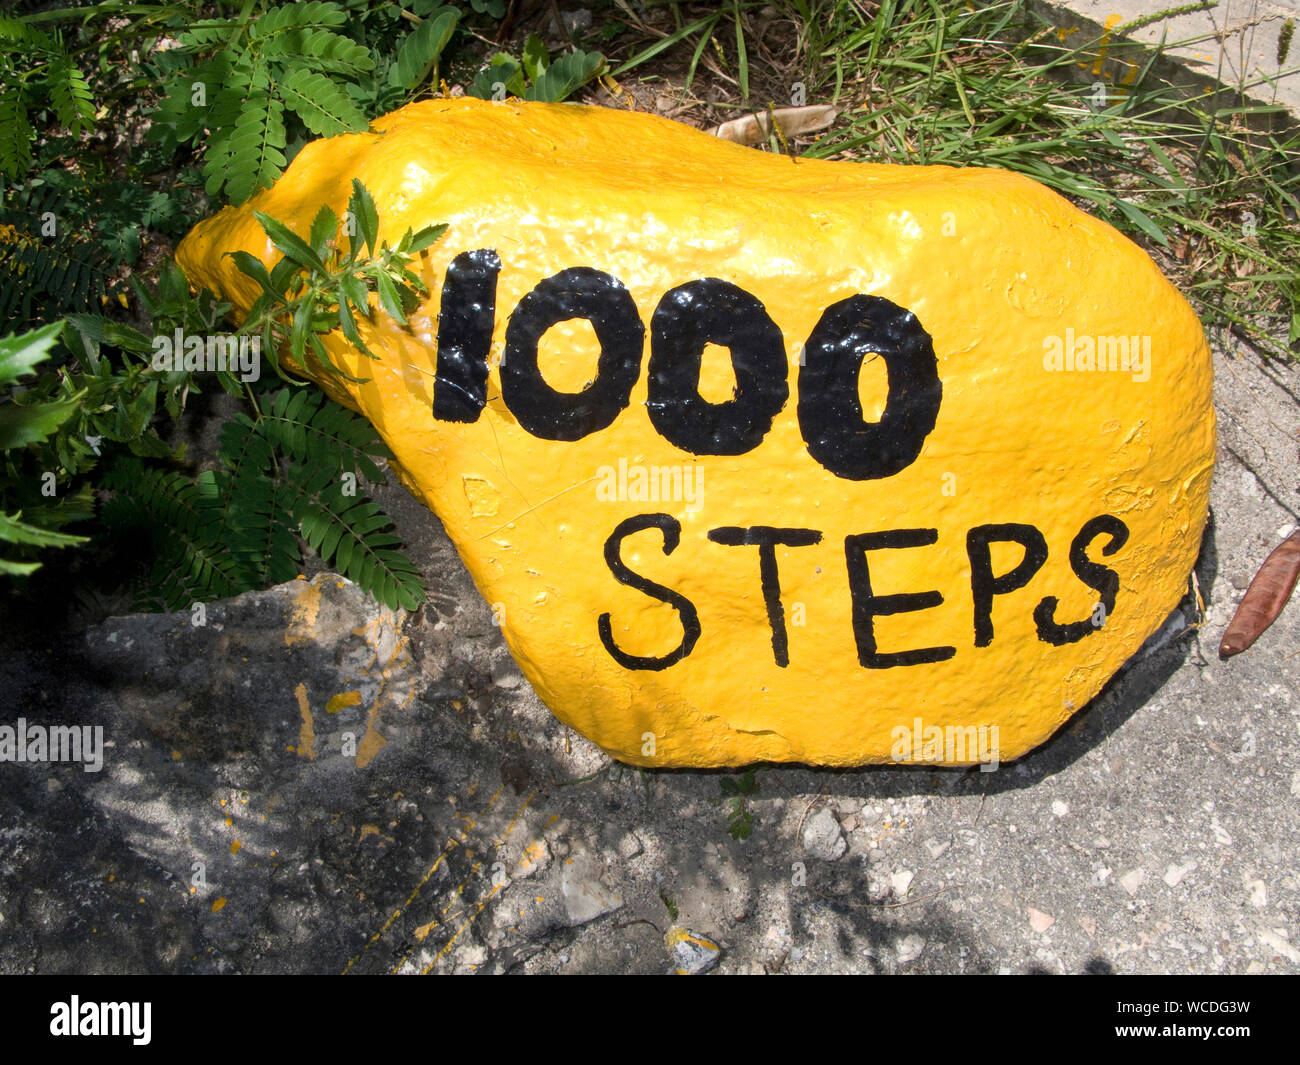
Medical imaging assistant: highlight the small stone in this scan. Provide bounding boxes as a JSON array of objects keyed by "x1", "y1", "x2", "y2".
[
  {"x1": 1119, "y1": 869, "x2": 1145, "y2": 897},
  {"x1": 1259, "y1": 929, "x2": 1300, "y2": 964},
  {"x1": 666, "y1": 927, "x2": 721, "y2": 975},
  {"x1": 1247, "y1": 880, "x2": 1267, "y2": 908},
  {"x1": 1028, "y1": 907, "x2": 1055, "y2": 933},
  {"x1": 890, "y1": 869, "x2": 914, "y2": 898},
  {"x1": 515, "y1": 838, "x2": 550, "y2": 879},
  {"x1": 1078, "y1": 915, "x2": 1096, "y2": 937},
  {"x1": 1051, "y1": 800, "x2": 1068, "y2": 818},
  {"x1": 896, "y1": 934, "x2": 925, "y2": 964},
  {"x1": 616, "y1": 832, "x2": 642, "y2": 859},
  {"x1": 1163, "y1": 861, "x2": 1195, "y2": 887},
  {"x1": 924, "y1": 837, "x2": 950, "y2": 859},
  {"x1": 801, "y1": 806, "x2": 846, "y2": 862},
  {"x1": 560, "y1": 844, "x2": 622, "y2": 926}
]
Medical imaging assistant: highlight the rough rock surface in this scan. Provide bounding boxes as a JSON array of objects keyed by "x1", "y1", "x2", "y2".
[{"x1": 1, "y1": 341, "x2": 1298, "y2": 974}]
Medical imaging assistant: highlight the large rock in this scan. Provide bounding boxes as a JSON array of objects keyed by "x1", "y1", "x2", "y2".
[{"x1": 177, "y1": 97, "x2": 1215, "y2": 767}]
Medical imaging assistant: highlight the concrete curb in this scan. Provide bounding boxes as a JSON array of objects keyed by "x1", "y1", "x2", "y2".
[{"x1": 1030, "y1": 0, "x2": 1299, "y2": 127}]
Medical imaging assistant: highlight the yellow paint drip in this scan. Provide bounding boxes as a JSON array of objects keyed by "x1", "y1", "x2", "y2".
[
  {"x1": 326, "y1": 690, "x2": 363, "y2": 714},
  {"x1": 294, "y1": 683, "x2": 315, "y2": 761},
  {"x1": 284, "y1": 577, "x2": 323, "y2": 647}
]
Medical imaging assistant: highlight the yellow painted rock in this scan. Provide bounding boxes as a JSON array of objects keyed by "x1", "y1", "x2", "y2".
[{"x1": 176, "y1": 97, "x2": 1215, "y2": 769}]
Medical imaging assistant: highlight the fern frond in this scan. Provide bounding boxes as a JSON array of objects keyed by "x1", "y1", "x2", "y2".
[
  {"x1": 201, "y1": 79, "x2": 262, "y2": 199},
  {"x1": 203, "y1": 467, "x2": 299, "y2": 588},
  {"x1": 265, "y1": 27, "x2": 374, "y2": 75},
  {"x1": 285, "y1": 461, "x2": 424, "y2": 611},
  {"x1": 250, "y1": 1, "x2": 347, "y2": 43},
  {"x1": 175, "y1": 19, "x2": 236, "y2": 52},
  {"x1": 0, "y1": 230, "x2": 110, "y2": 331},
  {"x1": 0, "y1": 87, "x2": 33, "y2": 179},
  {"x1": 101, "y1": 457, "x2": 244, "y2": 608},
  {"x1": 216, "y1": 412, "x2": 276, "y2": 504},
  {"x1": 277, "y1": 65, "x2": 367, "y2": 136},
  {"x1": 46, "y1": 55, "x2": 95, "y2": 135},
  {"x1": 225, "y1": 92, "x2": 287, "y2": 204},
  {"x1": 257, "y1": 388, "x2": 390, "y2": 481}
]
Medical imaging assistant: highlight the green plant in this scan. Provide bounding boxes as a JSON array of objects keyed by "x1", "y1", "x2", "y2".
[
  {"x1": 233, "y1": 178, "x2": 446, "y2": 383},
  {"x1": 468, "y1": 32, "x2": 605, "y2": 102},
  {"x1": 657, "y1": 886, "x2": 679, "y2": 922},
  {"x1": 90, "y1": 178, "x2": 440, "y2": 611},
  {"x1": 720, "y1": 767, "x2": 759, "y2": 840},
  {"x1": 0, "y1": 322, "x2": 90, "y2": 575},
  {"x1": 147, "y1": 0, "x2": 374, "y2": 203},
  {"x1": 146, "y1": 1, "x2": 465, "y2": 204},
  {"x1": 2, "y1": 175, "x2": 436, "y2": 612},
  {"x1": 100, "y1": 385, "x2": 423, "y2": 611},
  {"x1": 0, "y1": 15, "x2": 95, "y2": 180}
]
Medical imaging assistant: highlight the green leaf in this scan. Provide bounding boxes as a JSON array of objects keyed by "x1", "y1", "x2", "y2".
[
  {"x1": 0, "y1": 510, "x2": 87, "y2": 549},
  {"x1": 392, "y1": 7, "x2": 459, "y2": 92},
  {"x1": 229, "y1": 250, "x2": 279, "y2": 297},
  {"x1": 347, "y1": 179, "x2": 379, "y2": 259},
  {"x1": 0, "y1": 87, "x2": 33, "y2": 179},
  {"x1": 336, "y1": 290, "x2": 371, "y2": 357},
  {"x1": 309, "y1": 204, "x2": 339, "y2": 258},
  {"x1": 278, "y1": 66, "x2": 368, "y2": 137},
  {"x1": 406, "y1": 223, "x2": 447, "y2": 253},
  {"x1": 1114, "y1": 198, "x2": 1169, "y2": 248},
  {"x1": 221, "y1": 93, "x2": 287, "y2": 204},
  {"x1": 290, "y1": 298, "x2": 312, "y2": 362},
  {"x1": 374, "y1": 271, "x2": 406, "y2": 324},
  {"x1": 0, "y1": 321, "x2": 63, "y2": 387},
  {"x1": 728, "y1": 808, "x2": 753, "y2": 841},
  {"x1": 254, "y1": 210, "x2": 326, "y2": 273},
  {"x1": 521, "y1": 33, "x2": 549, "y2": 83},
  {"x1": 526, "y1": 50, "x2": 605, "y2": 103},
  {"x1": 0, "y1": 396, "x2": 81, "y2": 455},
  {"x1": 469, "y1": 55, "x2": 524, "y2": 100},
  {"x1": 339, "y1": 271, "x2": 370, "y2": 316}
]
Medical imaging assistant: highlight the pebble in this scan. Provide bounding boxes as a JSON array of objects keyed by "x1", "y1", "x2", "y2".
[
  {"x1": 896, "y1": 934, "x2": 925, "y2": 964},
  {"x1": 666, "y1": 927, "x2": 722, "y2": 975},
  {"x1": 924, "y1": 837, "x2": 950, "y2": 859},
  {"x1": 801, "y1": 806, "x2": 846, "y2": 862}
]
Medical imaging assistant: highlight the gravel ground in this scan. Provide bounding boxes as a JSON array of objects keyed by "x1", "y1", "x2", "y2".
[{"x1": 0, "y1": 332, "x2": 1296, "y2": 974}]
